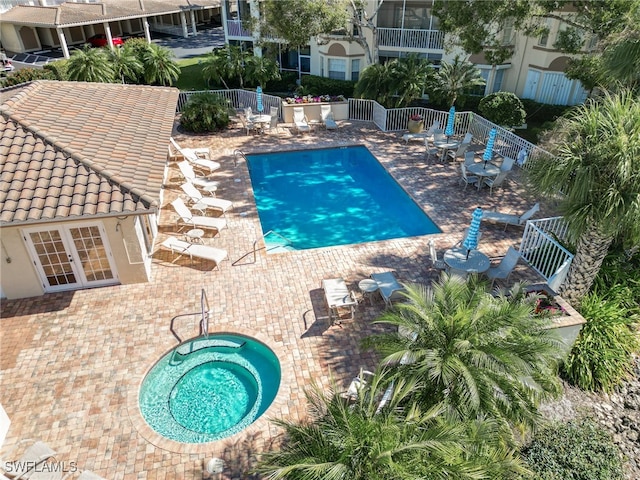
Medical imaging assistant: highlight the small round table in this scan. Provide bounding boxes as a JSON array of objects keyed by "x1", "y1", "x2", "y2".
[
  {"x1": 467, "y1": 162, "x2": 501, "y2": 190},
  {"x1": 185, "y1": 228, "x2": 205, "y2": 244},
  {"x1": 358, "y1": 279, "x2": 379, "y2": 305},
  {"x1": 443, "y1": 247, "x2": 491, "y2": 274}
]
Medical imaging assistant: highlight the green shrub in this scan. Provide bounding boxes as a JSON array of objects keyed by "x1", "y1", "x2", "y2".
[
  {"x1": 300, "y1": 74, "x2": 355, "y2": 97},
  {"x1": 593, "y1": 245, "x2": 640, "y2": 314},
  {"x1": 179, "y1": 93, "x2": 231, "y2": 133},
  {"x1": 520, "y1": 99, "x2": 574, "y2": 124},
  {"x1": 562, "y1": 291, "x2": 640, "y2": 392},
  {"x1": 479, "y1": 92, "x2": 526, "y2": 127},
  {"x1": 43, "y1": 59, "x2": 69, "y2": 80},
  {"x1": 267, "y1": 71, "x2": 298, "y2": 94},
  {"x1": 520, "y1": 418, "x2": 624, "y2": 480},
  {"x1": 2, "y1": 67, "x2": 57, "y2": 86}
]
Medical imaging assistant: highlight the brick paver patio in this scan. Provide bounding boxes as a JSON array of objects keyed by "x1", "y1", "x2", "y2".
[{"x1": 0, "y1": 120, "x2": 552, "y2": 479}]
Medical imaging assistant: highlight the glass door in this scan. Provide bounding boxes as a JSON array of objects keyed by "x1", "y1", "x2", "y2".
[{"x1": 24, "y1": 223, "x2": 118, "y2": 293}]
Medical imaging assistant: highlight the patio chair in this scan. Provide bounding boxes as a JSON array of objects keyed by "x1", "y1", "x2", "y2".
[
  {"x1": 269, "y1": 105, "x2": 279, "y2": 117},
  {"x1": 425, "y1": 121, "x2": 440, "y2": 138},
  {"x1": 322, "y1": 277, "x2": 357, "y2": 324},
  {"x1": 459, "y1": 163, "x2": 479, "y2": 190},
  {"x1": 0, "y1": 440, "x2": 57, "y2": 479},
  {"x1": 160, "y1": 236, "x2": 228, "y2": 270},
  {"x1": 481, "y1": 170, "x2": 509, "y2": 195},
  {"x1": 461, "y1": 132, "x2": 473, "y2": 145},
  {"x1": 482, "y1": 203, "x2": 540, "y2": 230},
  {"x1": 446, "y1": 142, "x2": 469, "y2": 162},
  {"x1": 500, "y1": 156, "x2": 515, "y2": 172},
  {"x1": 239, "y1": 114, "x2": 258, "y2": 135},
  {"x1": 169, "y1": 137, "x2": 220, "y2": 175},
  {"x1": 429, "y1": 239, "x2": 447, "y2": 270},
  {"x1": 265, "y1": 114, "x2": 279, "y2": 134},
  {"x1": 320, "y1": 104, "x2": 338, "y2": 130},
  {"x1": 170, "y1": 198, "x2": 227, "y2": 235},
  {"x1": 424, "y1": 138, "x2": 440, "y2": 162},
  {"x1": 484, "y1": 246, "x2": 520, "y2": 286},
  {"x1": 293, "y1": 106, "x2": 310, "y2": 133},
  {"x1": 180, "y1": 183, "x2": 233, "y2": 216},
  {"x1": 340, "y1": 368, "x2": 374, "y2": 401},
  {"x1": 177, "y1": 161, "x2": 219, "y2": 193},
  {"x1": 370, "y1": 271, "x2": 405, "y2": 307},
  {"x1": 463, "y1": 151, "x2": 477, "y2": 167}
]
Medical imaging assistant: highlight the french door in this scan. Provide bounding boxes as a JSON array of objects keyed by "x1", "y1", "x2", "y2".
[{"x1": 23, "y1": 222, "x2": 119, "y2": 293}]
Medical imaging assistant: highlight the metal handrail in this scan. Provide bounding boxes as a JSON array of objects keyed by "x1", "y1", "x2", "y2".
[
  {"x1": 169, "y1": 288, "x2": 210, "y2": 343},
  {"x1": 233, "y1": 149, "x2": 248, "y2": 167},
  {"x1": 253, "y1": 230, "x2": 292, "y2": 261}
]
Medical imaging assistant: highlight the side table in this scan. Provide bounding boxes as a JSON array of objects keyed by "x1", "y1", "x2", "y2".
[
  {"x1": 185, "y1": 228, "x2": 205, "y2": 244},
  {"x1": 358, "y1": 278, "x2": 379, "y2": 305}
]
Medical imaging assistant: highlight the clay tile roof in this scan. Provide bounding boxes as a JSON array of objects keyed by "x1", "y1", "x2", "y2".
[
  {"x1": 1, "y1": 1, "x2": 221, "y2": 27},
  {"x1": 0, "y1": 80, "x2": 179, "y2": 226}
]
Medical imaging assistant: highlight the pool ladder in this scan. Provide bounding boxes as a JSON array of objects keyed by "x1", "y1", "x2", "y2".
[
  {"x1": 169, "y1": 288, "x2": 210, "y2": 344},
  {"x1": 233, "y1": 149, "x2": 247, "y2": 167}
]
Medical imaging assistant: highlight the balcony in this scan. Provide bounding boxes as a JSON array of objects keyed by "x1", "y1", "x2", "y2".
[
  {"x1": 226, "y1": 19, "x2": 251, "y2": 39},
  {"x1": 377, "y1": 28, "x2": 444, "y2": 50}
]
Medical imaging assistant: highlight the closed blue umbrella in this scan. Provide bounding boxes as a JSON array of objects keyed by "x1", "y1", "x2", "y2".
[
  {"x1": 483, "y1": 128, "x2": 497, "y2": 162},
  {"x1": 445, "y1": 106, "x2": 455, "y2": 137},
  {"x1": 463, "y1": 207, "x2": 483, "y2": 257},
  {"x1": 256, "y1": 86, "x2": 263, "y2": 113}
]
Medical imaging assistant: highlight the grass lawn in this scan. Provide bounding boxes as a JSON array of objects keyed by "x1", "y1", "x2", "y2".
[{"x1": 176, "y1": 56, "x2": 209, "y2": 91}]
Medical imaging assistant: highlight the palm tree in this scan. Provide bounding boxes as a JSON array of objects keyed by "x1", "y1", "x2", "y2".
[
  {"x1": 526, "y1": 90, "x2": 640, "y2": 305},
  {"x1": 244, "y1": 55, "x2": 281, "y2": 89},
  {"x1": 142, "y1": 44, "x2": 180, "y2": 86},
  {"x1": 107, "y1": 46, "x2": 143, "y2": 84},
  {"x1": 363, "y1": 276, "x2": 564, "y2": 434},
  {"x1": 429, "y1": 55, "x2": 485, "y2": 107},
  {"x1": 67, "y1": 45, "x2": 115, "y2": 83},
  {"x1": 254, "y1": 373, "x2": 528, "y2": 479},
  {"x1": 354, "y1": 62, "x2": 396, "y2": 107},
  {"x1": 201, "y1": 45, "x2": 250, "y2": 89}
]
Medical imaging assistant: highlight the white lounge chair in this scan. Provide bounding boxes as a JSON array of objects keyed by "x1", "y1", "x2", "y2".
[
  {"x1": 169, "y1": 137, "x2": 220, "y2": 174},
  {"x1": 483, "y1": 203, "x2": 540, "y2": 230},
  {"x1": 180, "y1": 183, "x2": 233, "y2": 216},
  {"x1": 0, "y1": 440, "x2": 56, "y2": 479},
  {"x1": 293, "y1": 106, "x2": 310, "y2": 133},
  {"x1": 160, "y1": 237, "x2": 228, "y2": 270},
  {"x1": 320, "y1": 104, "x2": 338, "y2": 130},
  {"x1": 170, "y1": 198, "x2": 227, "y2": 235},
  {"x1": 370, "y1": 271, "x2": 405, "y2": 307},
  {"x1": 484, "y1": 246, "x2": 520, "y2": 286},
  {"x1": 322, "y1": 277, "x2": 357, "y2": 324},
  {"x1": 177, "y1": 161, "x2": 219, "y2": 193}
]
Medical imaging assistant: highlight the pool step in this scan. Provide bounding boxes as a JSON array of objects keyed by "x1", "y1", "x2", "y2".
[{"x1": 176, "y1": 338, "x2": 245, "y2": 356}]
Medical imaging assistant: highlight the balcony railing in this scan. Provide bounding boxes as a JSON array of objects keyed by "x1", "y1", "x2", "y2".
[
  {"x1": 226, "y1": 19, "x2": 251, "y2": 38},
  {"x1": 377, "y1": 28, "x2": 445, "y2": 50}
]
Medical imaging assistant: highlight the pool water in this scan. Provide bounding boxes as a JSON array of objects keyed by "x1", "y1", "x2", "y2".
[
  {"x1": 247, "y1": 146, "x2": 440, "y2": 251},
  {"x1": 139, "y1": 335, "x2": 280, "y2": 444}
]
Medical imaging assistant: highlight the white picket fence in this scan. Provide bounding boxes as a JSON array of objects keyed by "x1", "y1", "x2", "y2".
[
  {"x1": 177, "y1": 89, "x2": 282, "y2": 119},
  {"x1": 519, "y1": 216, "x2": 574, "y2": 282}
]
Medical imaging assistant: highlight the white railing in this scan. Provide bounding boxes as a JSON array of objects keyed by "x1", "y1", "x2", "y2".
[
  {"x1": 177, "y1": 89, "x2": 283, "y2": 119},
  {"x1": 519, "y1": 216, "x2": 574, "y2": 281},
  {"x1": 226, "y1": 19, "x2": 251, "y2": 38},
  {"x1": 377, "y1": 28, "x2": 445, "y2": 50}
]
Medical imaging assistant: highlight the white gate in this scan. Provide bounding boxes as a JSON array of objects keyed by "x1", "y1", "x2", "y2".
[{"x1": 519, "y1": 217, "x2": 574, "y2": 285}]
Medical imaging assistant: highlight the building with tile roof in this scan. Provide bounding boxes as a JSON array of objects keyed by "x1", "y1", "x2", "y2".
[
  {"x1": 0, "y1": 0, "x2": 221, "y2": 59},
  {"x1": 0, "y1": 80, "x2": 179, "y2": 299}
]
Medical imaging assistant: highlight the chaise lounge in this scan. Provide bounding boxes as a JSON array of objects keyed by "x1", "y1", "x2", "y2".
[
  {"x1": 170, "y1": 198, "x2": 227, "y2": 235},
  {"x1": 160, "y1": 237, "x2": 228, "y2": 270},
  {"x1": 322, "y1": 277, "x2": 357, "y2": 324},
  {"x1": 370, "y1": 271, "x2": 405, "y2": 306},
  {"x1": 482, "y1": 203, "x2": 540, "y2": 230}
]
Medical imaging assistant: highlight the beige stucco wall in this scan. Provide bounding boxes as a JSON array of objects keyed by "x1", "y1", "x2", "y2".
[
  {"x1": 282, "y1": 102, "x2": 348, "y2": 123},
  {"x1": 0, "y1": 215, "x2": 154, "y2": 300},
  {"x1": 0, "y1": 24, "x2": 24, "y2": 53}
]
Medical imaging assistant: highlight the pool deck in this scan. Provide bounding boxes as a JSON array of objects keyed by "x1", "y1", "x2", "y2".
[{"x1": 0, "y1": 120, "x2": 553, "y2": 479}]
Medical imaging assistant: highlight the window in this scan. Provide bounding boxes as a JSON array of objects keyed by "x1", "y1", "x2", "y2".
[
  {"x1": 351, "y1": 59, "x2": 360, "y2": 81},
  {"x1": 492, "y1": 69, "x2": 505, "y2": 93},
  {"x1": 502, "y1": 19, "x2": 514, "y2": 46},
  {"x1": 538, "y1": 19, "x2": 551, "y2": 47},
  {"x1": 328, "y1": 58, "x2": 346, "y2": 80}
]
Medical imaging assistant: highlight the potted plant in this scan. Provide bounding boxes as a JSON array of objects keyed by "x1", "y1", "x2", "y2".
[{"x1": 408, "y1": 113, "x2": 424, "y2": 133}]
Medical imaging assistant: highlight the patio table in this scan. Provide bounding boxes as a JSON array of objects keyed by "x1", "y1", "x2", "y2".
[
  {"x1": 443, "y1": 247, "x2": 491, "y2": 274},
  {"x1": 249, "y1": 114, "x2": 272, "y2": 133},
  {"x1": 434, "y1": 140, "x2": 459, "y2": 161},
  {"x1": 467, "y1": 162, "x2": 500, "y2": 190}
]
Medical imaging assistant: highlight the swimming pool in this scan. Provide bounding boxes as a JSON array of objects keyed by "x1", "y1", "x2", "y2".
[
  {"x1": 139, "y1": 334, "x2": 280, "y2": 444},
  {"x1": 247, "y1": 146, "x2": 440, "y2": 251}
]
